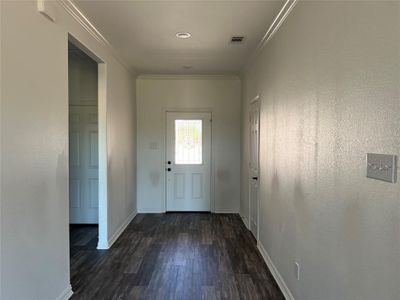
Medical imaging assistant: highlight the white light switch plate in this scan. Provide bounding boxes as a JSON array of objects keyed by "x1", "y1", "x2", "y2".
[{"x1": 366, "y1": 153, "x2": 397, "y2": 183}]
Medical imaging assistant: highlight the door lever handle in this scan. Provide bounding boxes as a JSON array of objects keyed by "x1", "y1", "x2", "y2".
[{"x1": 252, "y1": 177, "x2": 258, "y2": 180}]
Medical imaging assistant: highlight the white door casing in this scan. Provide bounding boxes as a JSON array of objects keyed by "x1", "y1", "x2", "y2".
[
  {"x1": 249, "y1": 100, "x2": 260, "y2": 239},
  {"x1": 69, "y1": 105, "x2": 99, "y2": 223},
  {"x1": 166, "y1": 112, "x2": 211, "y2": 211}
]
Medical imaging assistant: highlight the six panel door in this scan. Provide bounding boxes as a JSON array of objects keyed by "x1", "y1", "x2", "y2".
[{"x1": 69, "y1": 106, "x2": 99, "y2": 223}]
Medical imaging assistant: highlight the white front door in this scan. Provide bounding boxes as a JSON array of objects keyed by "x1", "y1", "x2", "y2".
[
  {"x1": 249, "y1": 101, "x2": 260, "y2": 239},
  {"x1": 69, "y1": 105, "x2": 99, "y2": 223},
  {"x1": 166, "y1": 112, "x2": 211, "y2": 211}
]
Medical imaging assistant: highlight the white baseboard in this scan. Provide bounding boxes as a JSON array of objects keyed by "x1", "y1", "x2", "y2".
[
  {"x1": 97, "y1": 211, "x2": 136, "y2": 250},
  {"x1": 108, "y1": 211, "x2": 136, "y2": 247},
  {"x1": 137, "y1": 209, "x2": 164, "y2": 213},
  {"x1": 240, "y1": 214, "x2": 250, "y2": 229},
  {"x1": 56, "y1": 284, "x2": 73, "y2": 300},
  {"x1": 137, "y1": 209, "x2": 240, "y2": 214},
  {"x1": 97, "y1": 237, "x2": 109, "y2": 250},
  {"x1": 257, "y1": 242, "x2": 295, "y2": 300}
]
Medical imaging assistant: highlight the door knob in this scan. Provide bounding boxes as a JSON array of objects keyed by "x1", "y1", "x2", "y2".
[
  {"x1": 167, "y1": 161, "x2": 171, "y2": 165},
  {"x1": 167, "y1": 168, "x2": 172, "y2": 172}
]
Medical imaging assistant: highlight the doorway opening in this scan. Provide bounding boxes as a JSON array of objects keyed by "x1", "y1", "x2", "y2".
[
  {"x1": 249, "y1": 98, "x2": 260, "y2": 240},
  {"x1": 68, "y1": 35, "x2": 109, "y2": 282},
  {"x1": 68, "y1": 41, "x2": 100, "y2": 276},
  {"x1": 68, "y1": 41, "x2": 99, "y2": 224},
  {"x1": 165, "y1": 111, "x2": 212, "y2": 212}
]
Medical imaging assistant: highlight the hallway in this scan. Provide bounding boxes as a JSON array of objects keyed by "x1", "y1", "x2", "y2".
[
  {"x1": 2, "y1": 1, "x2": 399, "y2": 299},
  {"x1": 70, "y1": 214, "x2": 284, "y2": 299}
]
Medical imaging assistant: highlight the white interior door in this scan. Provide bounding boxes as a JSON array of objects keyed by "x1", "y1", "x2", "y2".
[
  {"x1": 69, "y1": 105, "x2": 99, "y2": 223},
  {"x1": 166, "y1": 112, "x2": 211, "y2": 211},
  {"x1": 249, "y1": 101, "x2": 260, "y2": 239}
]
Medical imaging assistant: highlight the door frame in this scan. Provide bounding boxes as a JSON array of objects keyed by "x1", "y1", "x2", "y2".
[
  {"x1": 162, "y1": 108, "x2": 214, "y2": 213},
  {"x1": 68, "y1": 34, "x2": 109, "y2": 250},
  {"x1": 248, "y1": 95, "x2": 260, "y2": 242}
]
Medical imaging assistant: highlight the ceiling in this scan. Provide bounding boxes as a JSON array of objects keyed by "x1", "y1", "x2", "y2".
[{"x1": 75, "y1": 0, "x2": 285, "y2": 75}]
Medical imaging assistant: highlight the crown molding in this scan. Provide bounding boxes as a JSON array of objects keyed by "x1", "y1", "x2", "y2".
[
  {"x1": 258, "y1": 0, "x2": 298, "y2": 50},
  {"x1": 58, "y1": 0, "x2": 297, "y2": 77},
  {"x1": 137, "y1": 74, "x2": 240, "y2": 80},
  {"x1": 243, "y1": 0, "x2": 299, "y2": 71},
  {"x1": 58, "y1": 0, "x2": 109, "y2": 46},
  {"x1": 58, "y1": 0, "x2": 133, "y2": 74}
]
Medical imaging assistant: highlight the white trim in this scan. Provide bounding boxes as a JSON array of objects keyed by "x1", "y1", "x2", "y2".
[
  {"x1": 37, "y1": 0, "x2": 56, "y2": 22},
  {"x1": 137, "y1": 209, "x2": 164, "y2": 213},
  {"x1": 244, "y1": 0, "x2": 298, "y2": 70},
  {"x1": 240, "y1": 214, "x2": 250, "y2": 229},
  {"x1": 0, "y1": 0, "x2": 3, "y2": 293},
  {"x1": 97, "y1": 63, "x2": 108, "y2": 251},
  {"x1": 58, "y1": 0, "x2": 131, "y2": 73},
  {"x1": 68, "y1": 36, "x2": 109, "y2": 253},
  {"x1": 56, "y1": 285, "x2": 73, "y2": 300},
  {"x1": 248, "y1": 99, "x2": 261, "y2": 241},
  {"x1": 98, "y1": 211, "x2": 136, "y2": 249},
  {"x1": 258, "y1": 242, "x2": 295, "y2": 300},
  {"x1": 107, "y1": 211, "x2": 136, "y2": 247},
  {"x1": 257, "y1": 0, "x2": 297, "y2": 49},
  {"x1": 97, "y1": 63, "x2": 108, "y2": 249},
  {"x1": 96, "y1": 238, "x2": 109, "y2": 250},
  {"x1": 162, "y1": 108, "x2": 215, "y2": 213},
  {"x1": 66, "y1": 35, "x2": 109, "y2": 300},
  {"x1": 137, "y1": 74, "x2": 240, "y2": 80}
]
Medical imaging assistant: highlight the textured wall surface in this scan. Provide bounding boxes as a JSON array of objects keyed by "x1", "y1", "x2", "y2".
[
  {"x1": 106, "y1": 61, "x2": 137, "y2": 237},
  {"x1": 241, "y1": 1, "x2": 400, "y2": 300},
  {"x1": 137, "y1": 77, "x2": 241, "y2": 213},
  {"x1": 0, "y1": 1, "x2": 136, "y2": 299}
]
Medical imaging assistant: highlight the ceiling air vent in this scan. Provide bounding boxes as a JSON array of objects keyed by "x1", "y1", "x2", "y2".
[{"x1": 230, "y1": 36, "x2": 245, "y2": 44}]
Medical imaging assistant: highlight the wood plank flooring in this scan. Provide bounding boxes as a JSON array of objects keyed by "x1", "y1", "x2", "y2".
[{"x1": 70, "y1": 213, "x2": 284, "y2": 300}]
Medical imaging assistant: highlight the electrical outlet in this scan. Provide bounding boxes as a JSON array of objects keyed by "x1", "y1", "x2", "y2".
[{"x1": 294, "y1": 262, "x2": 300, "y2": 280}]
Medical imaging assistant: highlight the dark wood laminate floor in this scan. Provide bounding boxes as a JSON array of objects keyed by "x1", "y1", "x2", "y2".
[{"x1": 70, "y1": 213, "x2": 284, "y2": 300}]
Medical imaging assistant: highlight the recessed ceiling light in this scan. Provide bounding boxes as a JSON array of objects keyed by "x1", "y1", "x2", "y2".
[{"x1": 176, "y1": 32, "x2": 191, "y2": 39}]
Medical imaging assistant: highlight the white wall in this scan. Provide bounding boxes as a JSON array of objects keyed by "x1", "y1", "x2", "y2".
[
  {"x1": 0, "y1": 1, "x2": 136, "y2": 299},
  {"x1": 241, "y1": 1, "x2": 400, "y2": 300},
  {"x1": 137, "y1": 76, "x2": 241, "y2": 213},
  {"x1": 68, "y1": 46, "x2": 98, "y2": 106},
  {"x1": 106, "y1": 60, "x2": 137, "y2": 237}
]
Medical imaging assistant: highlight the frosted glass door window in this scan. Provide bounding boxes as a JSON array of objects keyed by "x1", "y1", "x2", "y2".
[{"x1": 175, "y1": 120, "x2": 202, "y2": 164}]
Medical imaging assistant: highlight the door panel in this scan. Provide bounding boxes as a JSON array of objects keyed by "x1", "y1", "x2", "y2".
[
  {"x1": 69, "y1": 105, "x2": 99, "y2": 223},
  {"x1": 89, "y1": 131, "x2": 98, "y2": 168},
  {"x1": 70, "y1": 131, "x2": 80, "y2": 166},
  {"x1": 70, "y1": 179, "x2": 81, "y2": 208},
  {"x1": 249, "y1": 101, "x2": 260, "y2": 239},
  {"x1": 174, "y1": 173, "x2": 185, "y2": 199},
  {"x1": 192, "y1": 173, "x2": 203, "y2": 199},
  {"x1": 166, "y1": 112, "x2": 211, "y2": 211},
  {"x1": 89, "y1": 178, "x2": 99, "y2": 208}
]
